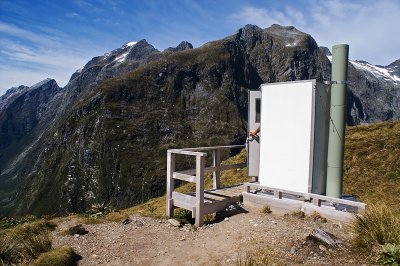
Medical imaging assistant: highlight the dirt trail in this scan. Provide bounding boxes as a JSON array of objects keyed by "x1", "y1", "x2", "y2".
[{"x1": 52, "y1": 205, "x2": 372, "y2": 265}]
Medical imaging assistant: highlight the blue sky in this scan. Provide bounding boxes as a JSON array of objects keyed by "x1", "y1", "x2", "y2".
[{"x1": 1, "y1": 0, "x2": 399, "y2": 95}]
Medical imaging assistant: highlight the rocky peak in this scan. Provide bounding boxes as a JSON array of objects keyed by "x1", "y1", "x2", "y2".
[
  {"x1": 0, "y1": 79, "x2": 59, "y2": 112},
  {"x1": 387, "y1": 59, "x2": 400, "y2": 77},
  {"x1": 1, "y1": 85, "x2": 28, "y2": 98},
  {"x1": 176, "y1": 41, "x2": 193, "y2": 51},
  {"x1": 388, "y1": 59, "x2": 400, "y2": 68},
  {"x1": 234, "y1": 24, "x2": 263, "y2": 49},
  {"x1": 319, "y1": 46, "x2": 332, "y2": 56},
  {"x1": 265, "y1": 24, "x2": 317, "y2": 49},
  {"x1": 164, "y1": 41, "x2": 193, "y2": 53},
  {"x1": 29, "y1": 78, "x2": 59, "y2": 92},
  {"x1": 0, "y1": 85, "x2": 29, "y2": 111},
  {"x1": 126, "y1": 39, "x2": 159, "y2": 60}
]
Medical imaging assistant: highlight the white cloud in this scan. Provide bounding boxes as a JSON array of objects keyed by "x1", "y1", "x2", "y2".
[
  {"x1": 65, "y1": 12, "x2": 79, "y2": 18},
  {"x1": 230, "y1": 6, "x2": 293, "y2": 28},
  {"x1": 0, "y1": 22, "x2": 103, "y2": 95},
  {"x1": 230, "y1": 0, "x2": 400, "y2": 65}
]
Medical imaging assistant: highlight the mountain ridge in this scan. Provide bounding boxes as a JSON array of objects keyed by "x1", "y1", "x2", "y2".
[{"x1": 1, "y1": 24, "x2": 399, "y2": 216}]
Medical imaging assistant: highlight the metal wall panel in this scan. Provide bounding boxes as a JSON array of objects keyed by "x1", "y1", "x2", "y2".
[{"x1": 311, "y1": 82, "x2": 330, "y2": 194}]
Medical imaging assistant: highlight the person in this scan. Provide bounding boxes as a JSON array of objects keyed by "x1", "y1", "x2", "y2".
[{"x1": 249, "y1": 126, "x2": 260, "y2": 137}]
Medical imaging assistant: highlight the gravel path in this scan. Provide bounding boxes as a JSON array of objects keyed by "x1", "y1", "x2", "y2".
[{"x1": 52, "y1": 205, "x2": 372, "y2": 265}]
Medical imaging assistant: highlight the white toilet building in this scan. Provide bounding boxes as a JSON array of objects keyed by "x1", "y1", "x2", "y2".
[{"x1": 247, "y1": 80, "x2": 330, "y2": 195}]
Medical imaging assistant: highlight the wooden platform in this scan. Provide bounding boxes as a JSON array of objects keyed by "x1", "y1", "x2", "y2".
[
  {"x1": 243, "y1": 182, "x2": 367, "y2": 223},
  {"x1": 172, "y1": 185, "x2": 243, "y2": 219}
]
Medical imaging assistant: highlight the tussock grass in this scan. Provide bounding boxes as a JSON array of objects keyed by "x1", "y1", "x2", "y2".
[
  {"x1": 0, "y1": 220, "x2": 56, "y2": 265},
  {"x1": 352, "y1": 204, "x2": 400, "y2": 249},
  {"x1": 235, "y1": 246, "x2": 281, "y2": 266},
  {"x1": 261, "y1": 205, "x2": 272, "y2": 214},
  {"x1": 287, "y1": 210, "x2": 306, "y2": 219},
  {"x1": 32, "y1": 246, "x2": 81, "y2": 266}
]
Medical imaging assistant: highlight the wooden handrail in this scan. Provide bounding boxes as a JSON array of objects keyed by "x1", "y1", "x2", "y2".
[
  {"x1": 167, "y1": 145, "x2": 246, "y2": 227},
  {"x1": 168, "y1": 145, "x2": 245, "y2": 153}
]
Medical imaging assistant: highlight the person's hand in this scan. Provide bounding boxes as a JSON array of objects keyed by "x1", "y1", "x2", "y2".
[{"x1": 249, "y1": 129, "x2": 258, "y2": 137}]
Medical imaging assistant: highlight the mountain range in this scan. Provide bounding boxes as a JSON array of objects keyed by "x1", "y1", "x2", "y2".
[{"x1": 0, "y1": 24, "x2": 399, "y2": 216}]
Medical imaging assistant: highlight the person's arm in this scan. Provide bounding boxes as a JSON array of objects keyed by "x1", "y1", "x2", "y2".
[{"x1": 249, "y1": 126, "x2": 260, "y2": 137}]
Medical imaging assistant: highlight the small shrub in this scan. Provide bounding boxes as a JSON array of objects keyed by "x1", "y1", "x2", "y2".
[
  {"x1": 0, "y1": 215, "x2": 38, "y2": 229},
  {"x1": 32, "y1": 246, "x2": 81, "y2": 266},
  {"x1": 310, "y1": 211, "x2": 327, "y2": 223},
  {"x1": 352, "y1": 205, "x2": 400, "y2": 248},
  {"x1": 261, "y1": 205, "x2": 272, "y2": 214},
  {"x1": 204, "y1": 213, "x2": 216, "y2": 223},
  {"x1": 86, "y1": 202, "x2": 116, "y2": 217},
  {"x1": 174, "y1": 209, "x2": 192, "y2": 221},
  {"x1": 377, "y1": 243, "x2": 400, "y2": 265},
  {"x1": 147, "y1": 205, "x2": 157, "y2": 214},
  {"x1": 236, "y1": 246, "x2": 277, "y2": 266},
  {"x1": 289, "y1": 210, "x2": 305, "y2": 219}
]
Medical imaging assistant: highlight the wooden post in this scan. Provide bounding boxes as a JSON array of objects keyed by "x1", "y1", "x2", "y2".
[
  {"x1": 195, "y1": 155, "x2": 205, "y2": 227},
  {"x1": 212, "y1": 149, "x2": 221, "y2": 189},
  {"x1": 274, "y1": 190, "x2": 282, "y2": 199},
  {"x1": 166, "y1": 151, "x2": 175, "y2": 218},
  {"x1": 245, "y1": 184, "x2": 251, "y2": 193},
  {"x1": 313, "y1": 197, "x2": 322, "y2": 207}
]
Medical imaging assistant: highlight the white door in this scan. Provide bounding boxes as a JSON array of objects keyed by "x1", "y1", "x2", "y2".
[
  {"x1": 258, "y1": 80, "x2": 315, "y2": 193},
  {"x1": 247, "y1": 89, "x2": 262, "y2": 177}
]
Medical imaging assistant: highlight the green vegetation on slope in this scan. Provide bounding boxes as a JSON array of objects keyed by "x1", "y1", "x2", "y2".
[
  {"x1": 344, "y1": 121, "x2": 400, "y2": 213},
  {"x1": 0, "y1": 220, "x2": 55, "y2": 265}
]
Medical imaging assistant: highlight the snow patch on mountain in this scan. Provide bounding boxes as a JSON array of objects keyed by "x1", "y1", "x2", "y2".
[
  {"x1": 115, "y1": 52, "x2": 129, "y2": 63},
  {"x1": 285, "y1": 42, "x2": 297, "y2": 47},
  {"x1": 350, "y1": 60, "x2": 400, "y2": 83},
  {"x1": 113, "y1": 41, "x2": 138, "y2": 63},
  {"x1": 125, "y1": 41, "x2": 137, "y2": 47}
]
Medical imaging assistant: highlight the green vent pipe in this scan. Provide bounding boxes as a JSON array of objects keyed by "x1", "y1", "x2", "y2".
[{"x1": 326, "y1": 44, "x2": 349, "y2": 198}]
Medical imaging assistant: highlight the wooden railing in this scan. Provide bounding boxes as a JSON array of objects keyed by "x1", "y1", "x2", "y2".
[{"x1": 166, "y1": 145, "x2": 245, "y2": 226}]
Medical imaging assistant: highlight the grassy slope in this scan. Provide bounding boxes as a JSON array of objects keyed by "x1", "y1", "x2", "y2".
[{"x1": 344, "y1": 121, "x2": 400, "y2": 213}]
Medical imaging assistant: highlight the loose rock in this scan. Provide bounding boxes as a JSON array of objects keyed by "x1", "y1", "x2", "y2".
[
  {"x1": 69, "y1": 224, "x2": 88, "y2": 235},
  {"x1": 168, "y1": 219, "x2": 181, "y2": 227},
  {"x1": 290, "y1": 246, "x2": 297, "y2": 254},
  {"x1": 308, "y1": 228, "x2": 340, "y2": 247}
]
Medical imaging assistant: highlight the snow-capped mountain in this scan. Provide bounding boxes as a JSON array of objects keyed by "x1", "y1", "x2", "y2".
[
  {"x1": 347, "y1": 59, "x2": 400, "y2": 124},
  {"x1": 351, "y1": 60, "x2": 400, "y2": 83}
]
